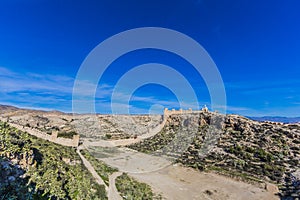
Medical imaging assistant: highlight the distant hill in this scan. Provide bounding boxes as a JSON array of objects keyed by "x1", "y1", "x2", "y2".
[
  {"x1": 0, "y1": 104, "x2": 19, "y2": 112},
  {"x1": 248, "y1": 116, "x2": 300, "y2": 124},
  {"x1": 0, "y1": 104, "x2": 64, "y2": 114}
]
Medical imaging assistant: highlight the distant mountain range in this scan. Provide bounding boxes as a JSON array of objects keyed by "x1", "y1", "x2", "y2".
[{"x1": 248, "y1": 116, "x2": 300, "y2": 124}]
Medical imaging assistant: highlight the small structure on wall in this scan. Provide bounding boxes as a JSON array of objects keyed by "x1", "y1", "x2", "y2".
[
  {"x1": 202, "y1": 105, "x2": 208, "y2": 113},
  {"x1": 163, "y1": 105, "x2": 210, "y2": 116}
]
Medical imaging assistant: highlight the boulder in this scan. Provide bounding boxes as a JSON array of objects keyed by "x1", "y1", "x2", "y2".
[{"x1": 265, "y1": 182, "x2": 279, "y2": 194}]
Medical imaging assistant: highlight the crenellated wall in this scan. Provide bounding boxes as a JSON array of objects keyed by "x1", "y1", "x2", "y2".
[
  {"x1": 0, "y1": 118, "x2": 80, "y2": 147},
  {"x1": 163, "y1": 107, "x2": 209, "y2": 117}
]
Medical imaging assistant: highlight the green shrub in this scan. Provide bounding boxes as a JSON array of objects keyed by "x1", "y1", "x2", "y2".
[
  {"x1": 115, "y1": 173, "x2": 157, "y2": 200},
  {"x1": 0, "y1": 121, "x2": 107, "y2": 200},
  {"x1": 80, "y1": 149, "x2": 118, "y2": 185}
]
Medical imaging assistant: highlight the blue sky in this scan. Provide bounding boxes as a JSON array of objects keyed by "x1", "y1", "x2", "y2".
[{"x1": 0, "y1": 0, "x2": 299, "y2": 116}]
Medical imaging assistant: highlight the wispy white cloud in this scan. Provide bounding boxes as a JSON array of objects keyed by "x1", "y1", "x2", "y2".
[
  {"x1": 0, "y1": 67, "x2": 17, "y2": 76},
  {"x1": 0, "y1": 68, "x2": 73, "y2": 95},
  {"x1": 2, "y1": 66, "x2": 298, "y2": 116},
  {"x1": 0, "y1": 67, "x2": 75, "y2": 111},
  {"x1": 0, "y1": 67, "x2": 200, "y2": 113}
]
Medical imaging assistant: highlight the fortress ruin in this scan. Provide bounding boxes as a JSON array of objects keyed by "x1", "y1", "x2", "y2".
[
  {"x1": 163, "y1": 105, "x2": 209, "y2": 116},
  {"x1": 0, "y1": 117, "x2": 80, "y2": 147}
]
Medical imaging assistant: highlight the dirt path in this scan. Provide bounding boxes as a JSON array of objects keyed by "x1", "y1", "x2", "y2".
[
  {"x1": 108, "y1": 172, "x2": 123, "y2": 200},
  {"x1": 98, "y1": 147, "x2": 172, "y2": 173},
  {"x1": 82, "y1": 116, "x2": 167, "y2": 147},
  {"x1": 76, "y1": 149, "x2": 108, "y2": 191},
  {"x1": 78, "y1": 146, "x2": 124, "y2": 200}
]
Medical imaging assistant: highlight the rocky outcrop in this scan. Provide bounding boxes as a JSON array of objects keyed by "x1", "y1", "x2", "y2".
[
  {"x1": 0, "y1": 121, "x2": 107, "y2": 199},
  {"x1": 0, "y1": 106, "x2": 162, "y2": 140},
  {"x1": 129, "y1": 112, "x2": 300, "y2": 199}
]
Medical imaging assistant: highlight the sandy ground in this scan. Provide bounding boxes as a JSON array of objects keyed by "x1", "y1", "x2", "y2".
[
  {"x1": 92, "y1": 147, "x2": 279, "y2": 200},
  {"x1": 130, "y1": 164, "x2": 279, "y2": 200},
  {"x1": 96, "y1": 147, "x2": 172, "y2": 173}
]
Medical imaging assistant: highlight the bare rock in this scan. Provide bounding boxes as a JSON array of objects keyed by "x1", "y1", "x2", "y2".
[{"x1": 265, "y1": 183, "x2": 279, "y2": 194}]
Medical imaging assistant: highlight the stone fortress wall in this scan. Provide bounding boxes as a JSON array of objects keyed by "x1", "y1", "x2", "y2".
[
  {"x1": 1, "y1": 106, "x2": 211, "y2": 148},
  {"x1": 163, "y1": 105, "x2": 209, "y2": 117},
  {"x1": 0, "y1": 117, "x2": 79, "y2": 147}
]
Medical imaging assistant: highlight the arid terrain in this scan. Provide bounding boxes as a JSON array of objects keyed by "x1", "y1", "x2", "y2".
[{"x1": 0, "y1": 105, "x2": 299, "y2": 199}]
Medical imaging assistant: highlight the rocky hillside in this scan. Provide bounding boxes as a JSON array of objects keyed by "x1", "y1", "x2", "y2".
[
  {"x1": 73, "y1": 114, "x2": 162, "y2": 140},
  {"x1": 0, "y1": 121, "x2": 107, "y2": 199},
  {"x1": 129, "y1": 112, "x2": 300, "y2": 199},
  {"x1": 0, "y1": 107, "x2": 162, "y2": 200},
  {"x1": 0, "y1": 105, "x2": 162, "y2": 140},
  {"x1": 1, "y1": 105, "x2": 299, "y2": 199}
]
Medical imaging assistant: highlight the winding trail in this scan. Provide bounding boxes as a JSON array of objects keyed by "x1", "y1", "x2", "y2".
[
  {"x1": 108, "y1": 172, "x2": 123, "y2": 200},
  {"x1": 77, "y1": 144, "x2": 123, "y2": 200},
  {"x1": 83, "y1": 116, "x2": 168, "y2": 147},
  {"x1": 1, "y1": 119, "x2": 123, "y2": 200},
  {"x1": 76, "y1": 148, "x2": 108, "y2": 191},
  {"x1": 77, "y1": 146, "x2": 123, "y2": 200}
]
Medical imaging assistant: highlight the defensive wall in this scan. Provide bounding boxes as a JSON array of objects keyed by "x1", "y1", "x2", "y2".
[
  {"x1": 163, "y1": 106, "x2": 209, "y2": 117},
  {"x1": 0, "y1": 117, "x2": 79, "y2": 147}
]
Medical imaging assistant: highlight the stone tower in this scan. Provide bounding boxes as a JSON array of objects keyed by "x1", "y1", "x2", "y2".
[{"x1": 73, "y1": 135, "x2": 80, "y2": 147}]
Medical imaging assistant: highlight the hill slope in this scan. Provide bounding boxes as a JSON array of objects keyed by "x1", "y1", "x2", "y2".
[
  {"x1": 0, "y1": 121, "x2": 107, "y2": 199},
  {"x1": 129, "y1": 112, "x2": 300, "y2": 199}
]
